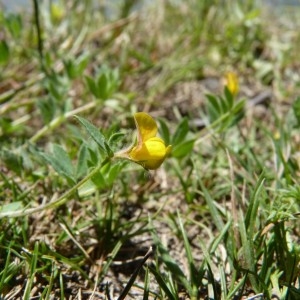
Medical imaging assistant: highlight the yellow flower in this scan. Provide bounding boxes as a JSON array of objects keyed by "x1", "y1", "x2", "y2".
[
  {"x1": 225, "y1": 72, "x2": 239, "y2": 96},
  {"x1": 50, "y1": 3, "x2": 65, "y2": 24},
  {"x1": 114, "y1": 112, "x2": 172, "y2": 170}
]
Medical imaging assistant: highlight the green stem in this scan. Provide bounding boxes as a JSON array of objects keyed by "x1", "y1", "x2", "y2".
[
  {"x1": 33, "y1": 0, "x2": 43, "y2": 61},
  {"x1": 29, "y1": 101, "x2": 97, "y2": 143},
  {"x1": 0, "y1": 157, "x2": 110, "y2": 219}
]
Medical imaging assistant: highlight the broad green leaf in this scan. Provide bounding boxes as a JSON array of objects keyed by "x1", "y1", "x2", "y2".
[
  {"x1": 40, "y1": 145, "x2": 75, "y2": 183},
  {"x1": 74, "y1": 115, "x2": 111, "y2": 155},
  {"x1": 106, "y1": 162, "x2": 125, "y2": 186},
  {"x1": 76, "y1": 144, "x2": 88, "y2": 179},
  {"x1": 172, "y1": 117, "x2": 189, "y2": 146},
  {"x1": 172, "y1": 139, "x2": 195, "y2": 158},
  {"x1": 224, "y1": 86, "x2": 234, "y2": 108},
  {"x1": 91, "y1": 172, "x2": 106, "y2": 189},
  {"x1": 52, "y1": 144, "x2": 74, "y2": 177},
  {"x1": 232, "y1": 99, "x2": 245, "y2": 114},
  {"x1": 206, "y1": 94, "x2": 221, "y2": 123},
  {"x1": 87, "y1": 147, "x2": 99, "y2": 167},
  {"x1": 231, "y1": 100, "x2": 245, "y2": 125}
]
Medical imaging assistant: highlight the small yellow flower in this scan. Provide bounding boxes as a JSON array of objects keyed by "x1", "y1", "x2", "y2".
[
  {"x1": 274, "y1": 130, "x2": 281, "y2": 140},
  {"x1": 114, "y1": 112, "x2": 172, "y2": 170},
  {"x1": 225, "y1": 72, "x2": 239, "y2": 96},
  {"x1": 50, "y1": 3, "x2": 65, "y2": 24}
]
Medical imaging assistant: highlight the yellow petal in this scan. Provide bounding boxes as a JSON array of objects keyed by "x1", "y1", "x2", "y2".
[
  {"x1": 143, "y1": 144, "x2": 172, "y2": 169},
  {"x1": 143, "y1": 159, "x2": 165, "y2": 170},
  {"x1": 134, "y1": 112, "x2": 158, "y2": 145},
  {"x1": 129, "y1": 137, "x2": 171, "y2": 170},
  {"x1": 130, "y1": 137, "x2": 166, "y2": 161},
  {"x1": 114, "y1": 112, "x2": 172, "y2": 170},
  {"x1": 225, "y1": 72, "x2": 239, "y2": 96}
]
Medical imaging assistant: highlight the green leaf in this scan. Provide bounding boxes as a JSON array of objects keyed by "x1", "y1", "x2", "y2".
[
  {"x1": 231, "y1": 99, "x2": 245, "y2": 124},
  {"x1": 23, "y1": 242, "x2": 39, "y2": 299},
  {"x1": 87, "y1": 147, "x2": 99, "y2": 167},
  {"x1": 40, "y1": 144, "x2": 75, "y2": 183},
  {"x1": 152, "y1": 229, "x2": 189, "y2": 294},
  {"x1": 220, "y1": 97, "x2": 229, "y2": 115},
  {"x1": 206, "y1": 92, "x2": 245, "y2": 131},
  {"x1": 158, "y1": 118, "x2": 170, "y2": 145},
  {"x1": 148, "y1": 266, "x2": 178, "y2": 300},
  {"x1": 143, "y1": 266, "x2": 150, "y2": 300},
  {"x1": 76, "y1": 144, "x2": 88, "y2": 179},
  {"x1": 0, "y1": 149, "x2": 23, "y2": 175},
  {"x1": 172, "y1": 139, "x2": 195, "y2": 158},
  {"x1": 0, "y1": 40, "x2": 9, "y2": 65},
  {"x1": 78, "y1": 179, "x2": 97, "y2": 197},
  {"x1": 224, "y1": 86, "x2": 234, "y2": 108},
  {"x1": 74, "y1": 115, "x2": 111, "y2": 155},
  {"x1": 52, "y1": 144, "x2": 74, "y2": 177},
  {"x1": 232, "y1": 99, "x2": 245, "y2": 114},
  {"x1": 197, "y1": 176, "x2": 225, "y2": 232},
  {"x1": 106, "y1": 162, "x2": 125, "y2": 186},
  {"x1": 48, "y1": 76, "x2": 68, "y2": 102},
  {"x1": 85, "y1": 66, "x2": 119, "y2": 100},
  {"x1": 238, "y1": 213, "x2": 259, "y2": 291},
  {"x1": 172, "y1": 117, "x2": 189, "y2": 146},
  {"x1": 97, "y1": 73, "x2": 108, "y2": 99},
  {"x1": 245, "y1": 172, "x2": 265, "y2": 233},
  {"x1": 293, "y1": 97, "x2": 300, "y2": 127},
  {"x1": 64, "y1": 53, "x2": 89, "y2": 79},
  {"x1": 36, "y1": 96, "x2": 56, "y2": 124},
  {"x1": 85, "y1": 75, "x2": 99, "y2": 98},
  {"x1": 108, "y1": 132, "x2": 125, "y2": 146},
  {"x1": 91, "y1": 170, "x2": 106, "y2": 189},
  {"x1": 64, "y1": 59, "x2": 77, "y2": 79},
  {"x1": 177, "y1": 211, "x2": 199, "y2": 297},
  {"x1": 76, "y1": 53, "x2": 90, "y2": 76},
  {"x1": 5, "y1": 13, "x2": 22, "y2": 39},
  {"x1": 206, "y1": 94, "x2": 221, "y2": 123}
]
